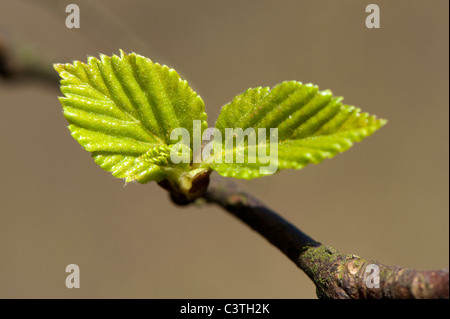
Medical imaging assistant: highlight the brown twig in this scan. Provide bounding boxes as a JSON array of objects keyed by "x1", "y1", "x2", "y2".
[
  {"x1": 198, "y1": 175, "x2": 449, "y2": 299},
  {"x1": 0, "y1": 34, "x2": 59, "y2": 87}
]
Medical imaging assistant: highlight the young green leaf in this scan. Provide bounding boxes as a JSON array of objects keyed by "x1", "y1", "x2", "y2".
[
  {"x1": 212, "y1": 81, "x2": 386, "y2": 179},
  {"x1": 54, "y1": 50, "x2": 208, "y2": 184}
]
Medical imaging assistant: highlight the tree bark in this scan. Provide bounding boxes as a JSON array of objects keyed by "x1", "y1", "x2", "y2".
[{"x1": 201, "y1": 175, "x2": 449, "y2": 299}]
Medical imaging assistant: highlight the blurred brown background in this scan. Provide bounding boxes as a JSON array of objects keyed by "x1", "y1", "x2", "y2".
[{"x1": 0, "y1": 0, "x2": 448, "y2": 299}]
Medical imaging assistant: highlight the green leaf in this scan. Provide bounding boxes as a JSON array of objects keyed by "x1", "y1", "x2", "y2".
[
  {"x1": 212, "y1": 81, "x2": 386, "y2": 179},
  {"x1": 54, "y1": 50, "x2": 208, "y2": 184}
]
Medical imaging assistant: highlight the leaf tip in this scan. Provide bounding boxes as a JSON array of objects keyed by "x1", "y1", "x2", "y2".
[
  {"x1": 98, "y1": 52, "x2": 111, "y2": 63},
  {"x1": 378, "y1": 118, "x2": 388, "y2": 128},
  {"x1": 53, "y1": 63, "x2": 65, "y2": 74},
  {"x1": 86, "y1": 55, "x2": 98, "y2": 65},
  {"x1": 119, "y1": 49, "x2": 128, "y2": 59}
]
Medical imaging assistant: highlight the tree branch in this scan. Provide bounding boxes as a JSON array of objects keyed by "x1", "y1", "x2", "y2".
[
  {"x1": 0, "y1": 34, "x2": 59, "y2": 87},
  {"x1": 199, "y1": 175, "x2": 449, "y2": 299}
]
